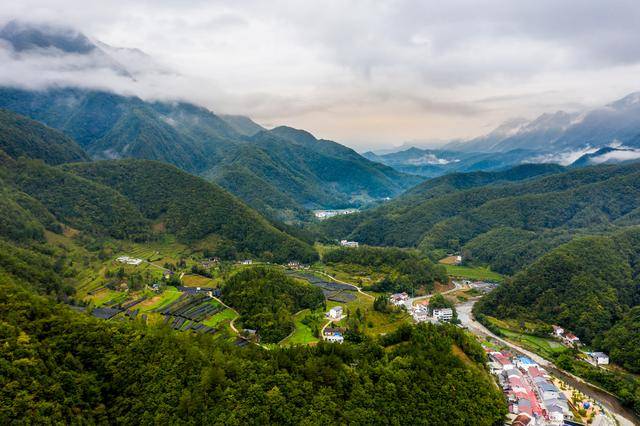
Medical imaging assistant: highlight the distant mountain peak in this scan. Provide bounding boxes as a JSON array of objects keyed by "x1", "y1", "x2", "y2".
[{"x1": 0, "y1": 19, "x2": 95, "y2": 54}]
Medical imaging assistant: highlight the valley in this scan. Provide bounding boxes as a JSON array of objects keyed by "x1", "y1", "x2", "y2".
[{"x1": 2, "y1": 14, "x2": 640, "y2": 426}]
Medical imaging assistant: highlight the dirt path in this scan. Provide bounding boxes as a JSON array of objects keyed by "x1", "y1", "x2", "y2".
[{"x1": 316, "y1": 271, "x2": 375, "y2": 300}]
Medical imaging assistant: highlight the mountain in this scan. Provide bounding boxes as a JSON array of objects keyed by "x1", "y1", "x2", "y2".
[
  {"x1": 364, "y1": 146, "x2": 540, "y2": 177},
  {"x1": 0, "y1": 86, "x2": 419, "y2": 221},
  {"x1": 0, "y1": 120, "x2": 318, "y2": 263},
  {"x1": 476, "y1": 226, "x2": 640, "y2": 371},
  {"x1": 571, "y1": 146, "x2": 640, "y2": 167},
  {"x1": 322, "y1": 162, "x2": 640, "y2": 274},
  {"x1": 444, "y1": 92, "x2": 640, "y2": 154},
  {"x1": 219, "y1": 114, "x2": 266, "y2": 136},
  {"x1": 0, "y1": 20, "x2": 168, "y2": 78},
  {"x1": 0, "y1": 108, "x2": 89, "y2": 165}
]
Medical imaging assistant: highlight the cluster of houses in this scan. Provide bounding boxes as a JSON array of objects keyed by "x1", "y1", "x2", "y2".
[
  {"x1": 314, "y1": 209, "x2": 358, "y2": 220},
  {"x1": 286, "y1": 261, "x2": 310, "y2": 270},
  {"x1": 552, "y1": 325, "x2": 580, "y2": 347},
  {"x1": 489, "y1": 351, "x2": 574, "y2": 425},
  {"x1": 339, "y1": 240, "x2": 359, "y2": 248},
  {"x1": 411, "y1": 303, "x2": 453, "y2": 324},
  {"x1": 116, "y1": 256, "x2": 143, "y2": 266},
  {"x1": 200, "y1": 258, "x2": 220, "y2": 269},
  {"x1": 323, "y1": 307, "x2": 346, "y2": 343}
]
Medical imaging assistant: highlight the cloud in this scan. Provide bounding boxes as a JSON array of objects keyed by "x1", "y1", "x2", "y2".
[{"x1": 0, "y1": 1, "x2": 639, "y2": 149}]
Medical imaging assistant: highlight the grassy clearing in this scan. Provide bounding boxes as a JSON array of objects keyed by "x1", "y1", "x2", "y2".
[
  {"x1": 444, "y1": 264, "x2": 504, "y2": 282},
  {"x1": 181, "y1": 274, "x2": 215, "y2": 287},
  {"x1": 487, "y1": 317, "x2": 565, "y2": 359},
  {"x1": 202, "y1": 308, "x2": 238, "y2": 327},
  {"x1": 90, "y1": 289, "x2": 128, "y2": 307},
  {"x1": 138, "y1": 287, "x2": 182, "y2": 312},
  {"x1": 280, "y1": 309, "x2": 320, "y2": 346}
]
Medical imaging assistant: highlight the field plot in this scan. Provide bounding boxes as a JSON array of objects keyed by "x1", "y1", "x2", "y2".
[
  {"x1": 138, "y1": 287, "x2": 182, "y2": 312},
  {"x1": 443, "y1": 265, "x2": 504, "y2": 282},
  {"x1": 487, "y1": 317, "x2": 564, "y2": 359},
  {"x1": 202, "y1": 309, "x2": 238, "y2": 328},
  {"x1": 181, "y1": 274, "x2": 215, "y2": 287},
  {"x1": 280, "y1": 309, "x2": 320, "y2": 346}
]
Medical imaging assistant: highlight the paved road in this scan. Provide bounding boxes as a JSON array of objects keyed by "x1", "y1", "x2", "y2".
[
  {"x1": 401, "y1": 280, "x2": 463, "y2": 310},
  {"x1": 457, "y1": 300, "x2": 638, "y2": 426}
]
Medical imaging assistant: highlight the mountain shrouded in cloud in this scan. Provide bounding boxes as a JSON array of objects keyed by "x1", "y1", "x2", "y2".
[{"x1": 1, "y1": 0, "x2": 640, "y2": 150}]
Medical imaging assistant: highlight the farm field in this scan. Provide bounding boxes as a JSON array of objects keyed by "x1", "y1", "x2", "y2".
[
  {"x1": 202, "y1": 308, "x2": 238, "y2": 328},
  {"x1": 138, "y1": 287, "x2": 183, "y2": 313},
  {"x1": 486, "y1": 317, "x2": 565, "y2": 359},
  {"x1": 280, "y1": 309, "x2": 321, "y2": 346},
  {"x1": 181, "y1": 274, "x2": 216, "y2": 287},
  {"x1": 443, "y1": 264, "x2": 504, "y2": 282}
]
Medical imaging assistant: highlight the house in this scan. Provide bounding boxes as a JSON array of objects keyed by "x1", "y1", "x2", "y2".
[
  {"x1": 490, "y1": 352, "x2": 515, "y2": 371},
  {"x1": 200, "y1": 258, "x2": 219, "y2": 269},
  {"x1": 454, "y1": 255, "x2": 463, "y2": 265},
  {"x1": 339, "y1": 240, "x2": 359, "y2": 248},
  {"x1": 390, "y1": 292, "x2": 409, "y2": 305},
  {"x1": 563, "y1": 332, "x2": 580, "y2": 346},
  {"x1": 552, "y1": 325, "x2": 564, "y2": 337},
  {"x1": 511, "y1": 414, "x2": 532, "y2": 426},
  {"x1": 327, "y1": 306, "x2": 343, "y2": 320},
  {"x1": 432, "y1": 307, "x2": 453, "y2": 322},
  {"x1": 588, "y1": 352, "x2": 610, "y2": 365},
  {"x1": 151, "y1": 283, "x2": 162, "y2": 292},
  {"x1": 324, "y1": 327, "x2": 345, "y2": 343},
  {"x1": 241, "y1": 259, "x2": 253, "y2": 265},
  {"x1": 547, "y1": 405, "x2": 564, "y2": 425},
  {"x1": 515, "y1": 356, "x2": 538, "y2": 370},
  {"x1": 537, "y1": 381, "x2": 559, "y2": 400}
]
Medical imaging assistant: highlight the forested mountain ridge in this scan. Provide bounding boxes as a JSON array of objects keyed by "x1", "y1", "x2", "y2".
[
  {"x1": 0, "y1": 125, "x2": 318, "y2": 263},
  {"x1": 0, "y1": 86, "x2": 420, "y2": 221},
  {"x1": 323, "y1": 162, "x2": 640, "y2": 273},
  {"x1": 0, "y1": 108, "x2": 89, "y2": 165},
  {"x1": 476, "y1": 227, "x2": 640, "y2": 373}
]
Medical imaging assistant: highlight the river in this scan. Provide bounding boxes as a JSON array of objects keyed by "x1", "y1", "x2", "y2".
[{"x1": 457, "y1": 300, "x2": 639, "y2": 426}]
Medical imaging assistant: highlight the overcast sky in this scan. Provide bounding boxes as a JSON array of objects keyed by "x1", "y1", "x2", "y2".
[{"x1": 1, "y1": 0, "x2": 640, "y2": 151}]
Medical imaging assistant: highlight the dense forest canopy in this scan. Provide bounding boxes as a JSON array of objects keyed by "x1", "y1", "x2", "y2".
[
  {"x1": 323, "y1": 245, "x2": 447, "y2": 294},
  {"x1": 322, "y1": 163, "x2": 640, "y2": 275},
  {"x1": 476, "y1": 227, "x2": 640, "y2": 371},
  {"x1": 222, "y1": 267, "x2": 325, "y2": 343}
]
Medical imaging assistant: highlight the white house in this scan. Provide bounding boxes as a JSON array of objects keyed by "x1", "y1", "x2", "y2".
[
  {"x1": 340, "y1": 240, "x2": 359, "y2": 248},
  {"x1": 563, "y1": 333, "x2": 580, "y2": 346},
  {"x1": 390, "y1": 292, "x2": 409, "y2": 306},
  {"x1": 116, "y1": 256, "x2": 142, "y2": 266},
  {"x1": 432, "y1": 308, "x2": 453, "y2": 322},
  {"x1": 588, "y1": 352, "x2": 610, "y2": 365},
  {"x1": 327, "y1": 306, "x2": 344, "y2": 320},
  {"x1": 552, "y1": 325, "x2": 564, "y2": 337},
  {"x1": 323, "y1": 327, "x2": 345, "y2": 343}
]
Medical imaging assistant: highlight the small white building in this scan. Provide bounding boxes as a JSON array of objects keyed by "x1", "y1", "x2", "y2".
[
  {"x1": 327, "y1": 306, "x2": 344, "y2": 320},
  {"x1": 552, "y1": 325, "x2": 565, "y2": 337},
  {"x1": 241, "y1": 259, "x2": 253, "y2": 265},
  {"x1": 432, "y1": 308, "x2": 453, "y2": 322},
  {"x1": 339, "y1": 240, "x2": 359, "y2": 248},
  {"x1": 588, "y1": 352, "x2": 610, "y2": 365},
  {"x1": 116, "y1": 256, "x2": 143, "y2": 266}
]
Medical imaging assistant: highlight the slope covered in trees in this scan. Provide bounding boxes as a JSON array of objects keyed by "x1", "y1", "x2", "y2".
[
  {"x1": 221, "y1": 267, "x2": 324, "y2": 342},
  {"x1": 476, "y1": 227, "x2": 640, "y2": 370},
  {"x1": 0, "y1": 108, "x2": 89, "y2": 165},
  {"x1": 0, "y1": 87, "x2": 419, "y2": 221},
  {"x1": 0, "y1": 238, "x2": 506, "y2": 424},
  {"x1": 324, "y1": 163, "x2": 640, "y2": 274},
  {"x1": 64, "y1": 160, "x2": 317, "y2": 263}
]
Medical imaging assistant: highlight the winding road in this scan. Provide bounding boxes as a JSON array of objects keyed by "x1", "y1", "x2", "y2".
[{"x1": 457, "y1": 299, "x2": 638, "y2": 426}]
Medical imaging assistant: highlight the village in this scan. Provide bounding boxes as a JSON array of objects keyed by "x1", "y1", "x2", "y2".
[{"x1": 486, "y1": 346, "x2": 615, "y2": 426}]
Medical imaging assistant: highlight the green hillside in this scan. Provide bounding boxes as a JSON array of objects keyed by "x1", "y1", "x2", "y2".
[
  {"x1": 0, "y1": 108, "x2": 89, "y2": 165},
  {"x1": 324, "y1": 163, "x2": 640, "y2": 273},
  {"x1": 64, "y1": 159, "x2": 318, "y2": 262},
  {"x1": 0, "y1": 87, "x2": 419, "y2": 221},
  {"x1": 476, "y1": 227, "x2": 640, "y2": 371}
]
